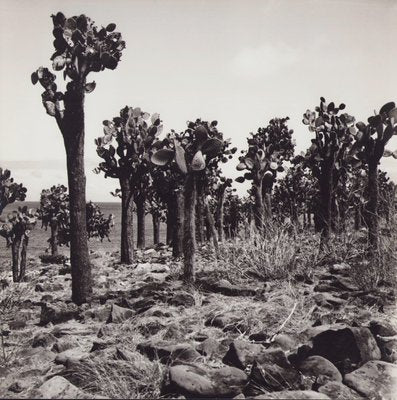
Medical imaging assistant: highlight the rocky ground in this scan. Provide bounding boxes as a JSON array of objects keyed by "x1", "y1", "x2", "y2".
[{"x1": 0, "y1": 244, "x2": 396, "y2": 399}]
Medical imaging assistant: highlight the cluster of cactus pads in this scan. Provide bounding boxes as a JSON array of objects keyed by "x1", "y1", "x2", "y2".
[
  {"x1": 0, "y1": 168, "x2": 27, "y2": 215},
  {"x1": 0, "y1": 207, "x2": 37, "y2": 282}
]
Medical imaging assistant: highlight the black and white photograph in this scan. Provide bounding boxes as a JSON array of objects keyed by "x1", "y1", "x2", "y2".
[{"x1": 0, "y1": 0, "x2": 396, "y2": 398}]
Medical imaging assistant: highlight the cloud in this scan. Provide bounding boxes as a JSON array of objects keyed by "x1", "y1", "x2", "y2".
[{"x1": 230, "y1": 43, "x2": 300, "y2": 78}]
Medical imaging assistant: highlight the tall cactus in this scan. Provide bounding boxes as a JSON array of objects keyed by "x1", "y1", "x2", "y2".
[
  {"x1": 0, "y1": 168, "x2": 27, "y2": 216},
  {"x1": 350, "y1": 101, "x2": 397, "y2": 252},
  {"x1": 236, "y1": 117, "x2": 294, "y2": 234},
  {"x1": 151, "y1": 119, "x2": 225, "y2": 283},
  {"x1": 32, "y1": 12, "x2": 125, "y2": 304},
  {"x1": 302, "y1": 98, "x2": 355, "y2": 247},
  {"x1": 38, "y1": 185, "x2": 69, "y2": 256},
  {"x1": 95, "y1": 107, "x2": 162, "y2": 261},
  {"x1": 0, "y1": 207, "x2": 37, "y2": 282}
]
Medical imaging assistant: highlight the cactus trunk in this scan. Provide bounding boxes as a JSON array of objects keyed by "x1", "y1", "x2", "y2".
[
  {"x1": 183, "y1": 173, "x2": 197, "y2": 284},
  {"x1": 173, "y1": 190, "x2": 184, "y2": 258},
  {"x1": 50, "y1": 220, "x2": 58, "y2": 256},
  {"x1": 215, "y1": 188, "x2": 226, "y2": 242},
  {"x1": 166, "y1": 199, "x2": 175, "y2": 246},
  {"x1": 205, "y1": 200, "x2": 219, "y2": 256},
  {"x1": 253, "y1": 179, "x2": 264, "y2": 234},
  {"x1": 120, "y1": 177, "x2": 134, "y2": 263},
  {"x1": 318, "y1": 163, "x2": 333, "y2": 248},
  {"x1": 11, "y1": 234, "x2": 28, "y2": 283},
  {"x1": 62, "y1": 82, "x2": 92, "y2": 305},
  {"x1": 152, "y1": 213, "x2": 160, "y2": 245},
  {"x1": 367, "y1": 160, "x2": 379, "y2": 254},
  {"x1": 136, "y1": 195, "x2": 146, "y2": 249},
  {"x1": 196, "y1": 187, "x2": 205, "y2": 244}
]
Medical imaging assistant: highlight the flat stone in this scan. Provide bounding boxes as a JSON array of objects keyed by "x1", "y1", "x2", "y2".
[
  {"x1": 137, "y1": 340, "x2": 201, "y2": 364},
  {"x1": 197, "y1": 277, "x2": 258, "y2": 297},
  {"x1": 205, "y1": 312, "x2": 248, "y2": 333},
  {"x1": 106, "y1": 304, "x2": 134, "y2": 324},
  {"x1": 223, "y1": 340, "x2": 290, "y2": 370},
  {"x1": 40, "y1": 302, "x2": 80, "y2": 325},
  {"x1": 253, "y1": 390, "x2": 330, "y2": 399},
  {"x1": 318, "y1": 381, "x2": 363, "y2": 399},
  {"x1": 165, "y1": 364, "x2": 248, "y2": 398},
  {"x1": 32, "y1": 376, "x2": 89, "y2": 399},
  {"x1": 344, "y1": 360, "x2": 397, "y2": 400}
]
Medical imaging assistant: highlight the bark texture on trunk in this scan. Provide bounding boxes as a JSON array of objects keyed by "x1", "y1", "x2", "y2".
[
  {"x1": 215, "y1": 188, "x2": 225, "y2": 242},
  {"x1": 50, "y1": 221, "x2": 58, "y2": 256},
  {"x1": 173, "y1": 190, "x2": 184, "y2": 258},
  {"x1": 136, "y1": 196, "x2": 146, "y2": 249},
  {"x1": 253, "y1": 180, "x2": 264, "y2": 234},
  {"x1": 367, "y1": 161, "x2": 379, "y2": 253},
  {"x1": 205, "y1": 200, "x2": 219, "y2": 256},
  {"x1": 11, "y1": 234, "x2": 29, "y2": 283},
  {"x1": 166, "y1": 199, "x2": 175, "y2": 246},
  {"x1": 195, "y1": 187, "x2": 205, "y2": 244},
  {"x1": 183, "y1": 174, "x2": 197, "y2": 284},
  {"x1": 62, "y1": 82, "x2": 92, "y2": 305},
  {"x1": 318, "y1": 164, "x2": 333, "y2": 248},
  {"x1": 120, "y1": 177, "x2": 134, "y2": 263},
  {"x1": 152, "y1": 213, "x2": 160, "y2": 245}
]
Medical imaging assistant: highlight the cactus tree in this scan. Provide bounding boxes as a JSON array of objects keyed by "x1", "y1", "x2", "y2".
[
  {"x1": 151, "y1": 119, "x2": 225, "y2": 283},
  {"x1": 302, "y1": 98, "x2": 355, "y2": 246},
  {"x1": 95, "y1": 107, "x2": 162, "y2": 260},
  {"x1": 0, "y1": 207, "x2": 37, "y2": 282},
  {"x1": 38, "y1": 185, "x2": 69, "y2": 256},
  {"x1": 31, "y1": 12, "x2": 125, "y2": 304},
  {"x1": 351, "y1": 102, "x2": 397, "y2": 252},
  {"x1": 236, "y1": 117, "x2": 294, "y2": 233},
  {"x1": 0, "y1": 168, "x2": 27, "y2": 216}
]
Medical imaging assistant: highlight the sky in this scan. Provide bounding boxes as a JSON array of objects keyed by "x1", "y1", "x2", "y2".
[{"x1": 1, "y1": 0, "x2": 397, "y2": 201}]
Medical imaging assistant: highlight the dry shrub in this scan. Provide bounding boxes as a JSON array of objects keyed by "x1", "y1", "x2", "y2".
[
  {"x1": 73, "y1": 354, "x2": 164, "y2": 399},
  {"x1": 216, "y1": 222, "x2": 317, "y2": 283}
]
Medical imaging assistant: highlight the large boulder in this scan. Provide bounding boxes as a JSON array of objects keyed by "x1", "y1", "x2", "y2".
[
  {"x1": 293, "y1": 324, "x2": 381, "y2": 374},
  {"x1": 344, "y1": 360, "x2": 397, "y2": 400},
  {"x1": 40, "y1": 302, "x2": 80, "y2": 325},
  {"x1": 318, "y1": 381, "x2": 363, "y2": 399},
  {"x1": 298, "y1": 356, "x2": 342, "y2": 385},
  {"x1": 164, "y1": 363, "x2": 248, "y2": 398},
  {"x1": 223, "y1": 340, "x2": 290, "y2": 370}
]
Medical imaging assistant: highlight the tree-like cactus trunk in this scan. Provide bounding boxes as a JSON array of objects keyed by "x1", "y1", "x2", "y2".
[
  {"x1": 183, "y1": 173, "x2": 197, "y2": 284},
  {"x1": 62, "y1": 82, "x2": 92, "y2": 305},
  {"x1": 11, "y1": 236, "x2": 21, "y2": 283},
  {"x1": 120, "y1": 177, "x2": 134, "y2": 263},
  {"x1": 18, "y1": 236, "x2": 28, "y2": 282},
  {"x1": 205, "y1": 199, "x2": 219, "y2": 256},
  {"x1": 50, "y1": 220, "x2": 58, "y2": 256},
  {"x1": 196, "y1": 189, "x2": 205, "y2": 244},
  {"x1": 215, "y1": 188, "x2": 226, "y2": 242},
  {"x1": 152, "y1": 213, "x2": 160, "y2": 245},
  {"x1": 136, "y1": 195, "x2": 146, "y2": 249},
  {"x1": 173, "y1": 189, "x2": 184, "y2": 258},
  {"x1": 367, "y1": 160, "x2": 379, "y2": 254},
  {"x1": 253, "y1": 180, "x2": 264, "y2": 234},
  {"x1": 166, "y1": 198, "x2": 175, "y2": 246},
  {"x1": 318, "y1": 164, "x2": 333, "y2": 249}
]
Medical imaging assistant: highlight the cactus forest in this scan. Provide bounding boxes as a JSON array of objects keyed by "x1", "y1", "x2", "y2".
[{"x1": 0, "y1": 3, "x2": 397, "y2": 399}]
